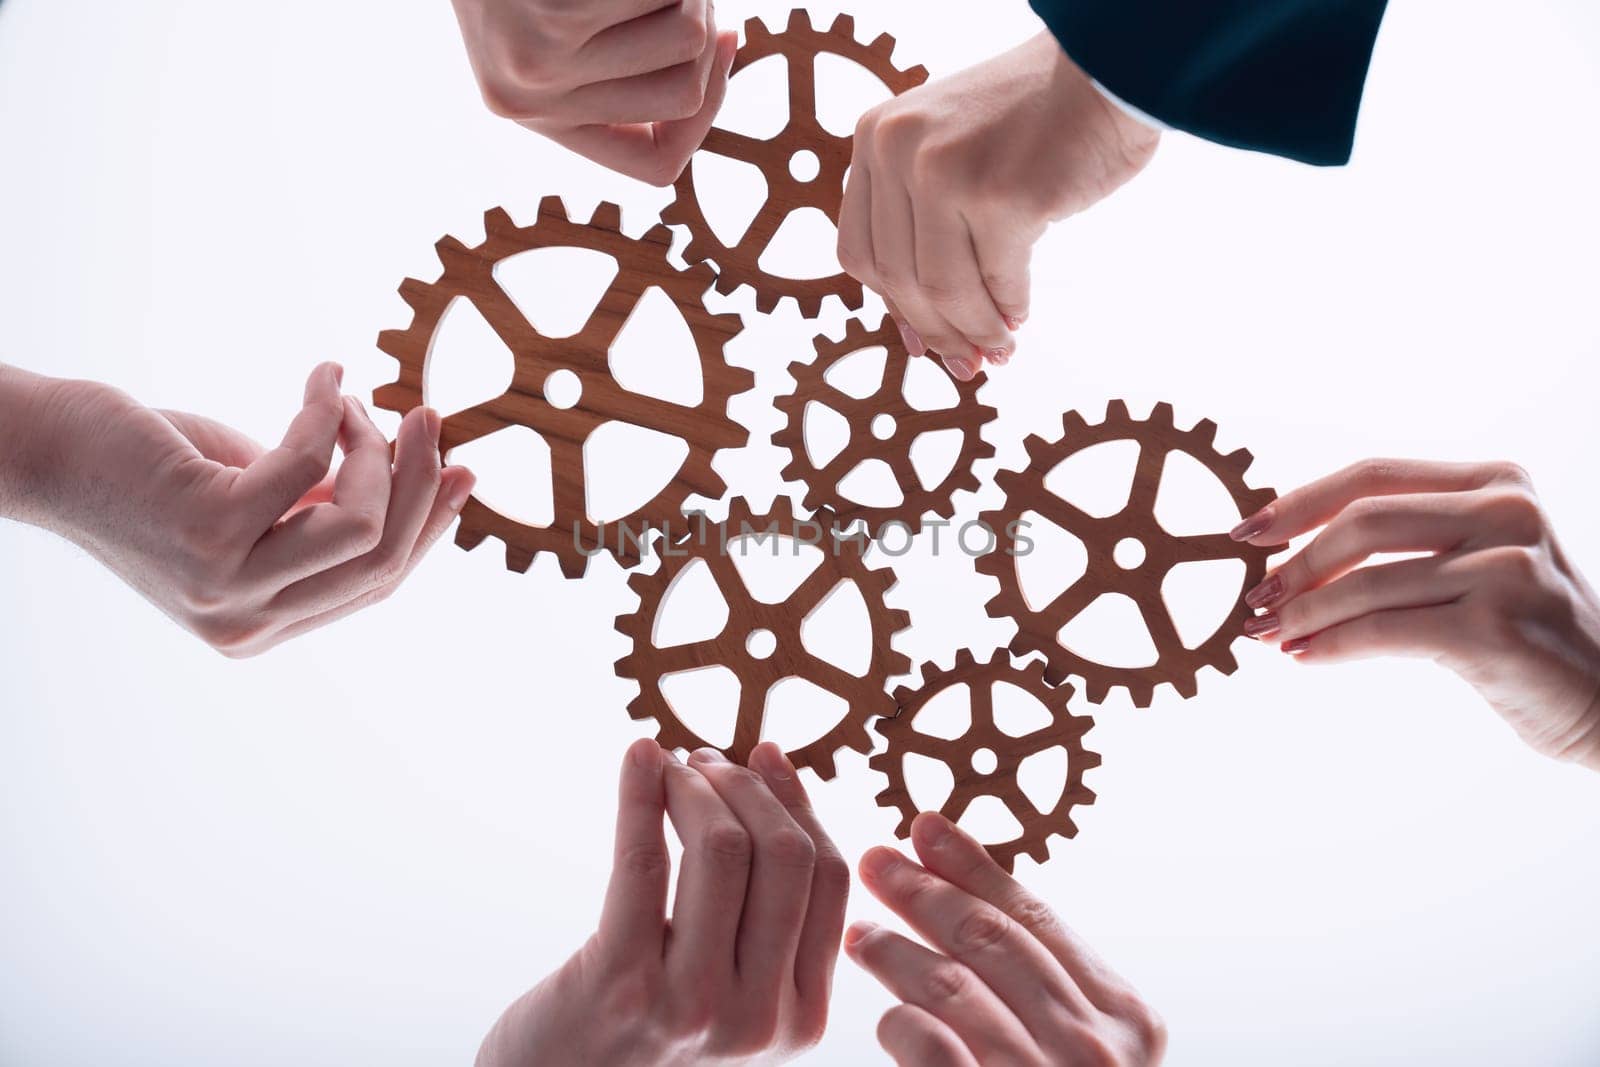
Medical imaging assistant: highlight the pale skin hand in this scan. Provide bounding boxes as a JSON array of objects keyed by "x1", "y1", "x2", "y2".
[
  {"x1": 0, "y1": 361, "x2": 474, "y2": 658},
  {"x1": 451, "y1": 0, "x2": 738, "y2": 186},
  {"x1": 476, "y1": 740, "x2": 850, "y2": 1067},
  {"x1": 1232, "y1": 459, "x2": 1600, "y2": 771},
  {"x1": 847, "y1": 813, "x2": 1166, "y2": 1067},
  {"x1": 837, "y1": 32, "x2": 1160, "y2": 382}
]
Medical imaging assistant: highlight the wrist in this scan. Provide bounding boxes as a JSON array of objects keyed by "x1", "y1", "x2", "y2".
[
  {"x1": 1032, "y1": 32, "x2": 1160, "y2": 205},
  {"x1": 0, "y1": 364, "x2": 76, "y2": 527}
]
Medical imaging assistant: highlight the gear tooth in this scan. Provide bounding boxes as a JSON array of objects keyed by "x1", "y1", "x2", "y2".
[
  {"x1": 891, "y1": 685, "x2": 915, "y2": 708},
  {"x1": 798, "y1": 294, "x2": 823, "y2": 319},
  {"x1": 682, "y1": 237, "x2": 713, "y2": 266},
  {"x1": 869, "y1": 31, "x2": 895, "y2": 56},
  {"x1": 1081, "y1": 750, "x2": 1104, "y2": 771},
  {"x1": 626, "y1": 572, "x2": 653, "y2": 596},
  {"x1": 1076, "y1": 671, "x2": 1102, "y2": 699},
  {"x1": 537, "y1": 195, "x2": 567, "y2": 222},
  {"x1": 715, "y1": 272, "x2": 744, "y2": 298},
  {"x1": 482, "y1": 206, "x2": 515, "y2": 236},
  {"x1": 397, "y1": 278, "x2": 431, "y2": 310},
  {"x1": 505, "y1": 545, "x2": 536, "y2": 574},
  {"x1": 1226, "y1": 447, "x2": 1255, "y2": 474},
  {"x1": 455, "y1": 526, "x2": 487, "y2": 551},
  {"x1": 435, "y1": 234, "x2": 476, "y2": 271},
  {"x1": 1215, "y1": 648, "x2": 1240, "y2": 676},
  {"x1": 829, "y1": 12, "x2": 856, "y2": 37},
  {"x1": 1130, "y1": 684, "x2": 1155, "y2": 709},
  {"x1": 376, "y1": 328, "x2": 412, "y2": 359},
  {"x1": 888, "y1": 652, "x2": 913, "y2": 676},
  {"x1": 786, "y1": 8, "x2": 812, "y2": 32},
  {"x1": 904, "y1": 65, "x2": 931, "y2": 87},
  {"x1": 1061, "y1": 409, "x2": 1088, "y2": 435},
  {"x1": 370, "y1": 382, "x2": 411, "y2": 413},
  {"x1": 1106, "y1": 399, "x2": 1132, "y2": 423},
  {"x1": 1172, "y1": 673, "x2": 1199, "y2": 700},
  {"x1": 1149, "y1": 401, "x2": 1176, "y2": 428},
  {"x1": 1023, "y1": 434, "x2": 1056, "y2": 463},
  {"x1": 644, "y1": 222, "x2": 673, "y2": 246},
  {"x1": 954, "y1": 648, "x2": 976, "y2": 669},
  {"x1": 589, "y1": 202, "x2": 623, "y2": 231},
  {"x1": 743, "y1": 14, "x2": 769, "y2": 40},
  {"x1": 807, "y1": 750, "x2": 839, "y2": 782},
  {"x1": 755, "y1": 289, "x2": 780, "y2": 315},
  {"x1": 1029, "y1": 841, "x2": 1051, "y2": 864},
  {"x1": 894, "y1": 813, "x2": 916, "y2": 838},
  {"x1": 1191, "y1": 418, "x2": 1219, "y2": 446}
]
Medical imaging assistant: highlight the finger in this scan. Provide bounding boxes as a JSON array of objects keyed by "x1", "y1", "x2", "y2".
[
  {"x1": 687, "y1": 748, "x2": 815, "y2": 994},
  {"x1": 860, "y1": 843, "x2": 1092, "y2": 1035},
  {"x1": 234, "y1": 467, "x2": 474, "y2": 655},
  {"x1": 1265, "y1": 555, "x2": 1470, "y2": 644},
  {"x1": 241, "y1": 397, "x2": 395, "y2": 590},
  {"x1": 575, "y1": 0, "x2": 710, "y2": 82},
  {"x1": 750, "y1": 743, "x2": 849, "y2": 1008},
  {"x1": 967, "y1": 209, "x2": 1037, "y2": 333},
  {"x1": 1283, "y1": 602, "x2": 1469, "y2": 663},
  {"x1": 159, "y1": 411, "x2": 265, "y2": 469},
  {"x1": 870, "y1": 175, "x2": 973, "y2": 379},
  {"x1": 877, "y1": 1003, "x2": 979, "y2": 1067},
  {"x1": 1230, "y1": 459, "x2": 1526, "y2": 546},
  {"x1": 909, "y1": 814, "x2": 1135, "y2": 1010},
  {"x1": 229, "y1": 363, "x2": 343, "y2": 533},
  {"x1": 595, "y1": 740, "x2": 671, "y2": 967},
  {"x1": 533, "y1": 31, "x2": 735, "y2": 186},
  {"x1": 662, "y1": 754, "x2": 751, "y2": 986},
  {"x1": 837, "y1": 152, "x2": 881, "y2": 294},
  {"x1": 844, "y1": 920, "x2": 1036, "y2": 1061},
  {"x1": 264, "y1": 406, "x2": 444, "y2": 618},
  {"x1": 552, "y1": 31, "x2": 717, "y2": 128},
  {"x1": 912, "y1": 203, "x2": 1014, "y2": 364}
]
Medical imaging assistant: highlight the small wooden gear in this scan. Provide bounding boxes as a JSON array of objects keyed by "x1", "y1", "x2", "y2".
[
  {"x1": 976, "y1": 401, "x2": 1277, "y2": 706},
  {"x1": 870, "y1": 649, "x2": 1100, "y2": 872},
  {"x1": 614, "y1": 497, "x2": 912, "y2": 778},
  {"x1": 774, "y1": 318, "x2": 997, "y2": 534},
  {"x1": 663, "y1": 10, "x2": 929, "y2": 317},
  {"x1": 373, "y1": 197, "x2": 755, "y2": 579}
]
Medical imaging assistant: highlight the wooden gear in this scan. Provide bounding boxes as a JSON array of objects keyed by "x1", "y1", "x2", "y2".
[
  {"x1": 774, "y1": 318, "x2": 997, "y2": 534},
  {"x1": 373, "y1": 198, "x2": 754, "y2": 579},
  {"x1": 663, "y1": 10, "x2": 929, "y2": 317},
  {"x1": 870, "y1": 649, "x2": 1100, "y2": 872},
  {"x1": 614, "y1": 497, "x2": 912, "y2": 778},
  {"x1": 976, "y1": 401, "x2": 1277, "y2": 706}
]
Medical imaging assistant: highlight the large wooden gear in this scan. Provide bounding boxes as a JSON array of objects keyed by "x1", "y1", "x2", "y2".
[
  {"x1": 774, "y1": 318, "x2": 997, "y2": 534},
  {"x1": 976, "y1": 401, "x2": 1278, "y2": 706},
  {"x1": 870, "y1": 650, "x2": 1100, "y2": 872},
  {"x1": 372, "y1": 198, "x2": 754, "y2": 578},
  {"x1": 663, "y1": 10, "x2": 929, "y2": 317},
  {"x1": 614, "y1": 497, "x2": 912, "y2": 778}
]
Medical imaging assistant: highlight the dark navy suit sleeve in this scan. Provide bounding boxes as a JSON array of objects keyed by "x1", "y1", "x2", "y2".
[{"x1": 1029, "y1": 0, "x2": 1389, "y2": 166}]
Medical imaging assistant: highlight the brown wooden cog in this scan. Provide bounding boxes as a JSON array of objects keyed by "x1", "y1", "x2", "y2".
[
  {"x1": 372, "y1": 197, "x2": 754, "y2": 579},
  {"x1": 976, "y1": 401, "x2": 1278, "y2": 706},
  {"x1": 870, "y1": 649, "x2": 1100, "y2": 872},
  {"x1": 613, "y1": 497, "x2": 912, "y2": 778},
  {"x1": 663, "y1": 10, "x2": 929, "y2": 317},
  {"x1": 774, "y1": 318, "x2": 997, "y2": 534}
]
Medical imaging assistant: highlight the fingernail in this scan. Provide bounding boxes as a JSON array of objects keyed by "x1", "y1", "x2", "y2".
[
  {"x1": 1230, "y1": 508, "x2": 1273, "y2": 542},
  {"x1": 844, "y1": 921, "x2": 878, "y2": 948},
  {"x1": 1245, "y1": 573, "x2": 1284, "y2": 610},
  {"x1": 447, "y1": 472, "x2": 475, "y2": 511},
  {"x1": 913, "y1": 812, "x2": 954, "y2": 848},
  {"x1": 896, "y1": 319, "x2": 926, "y2": 358},
  {"x1": 1282, "y1": 638, "x2": 1312, "y2": 655},
  {"x1": 861, "y1": 848, "x2": 900, "y2": 880},
  {"x1": 631, "y1": 740, "x2": 662, "y2": 769},
  {"x1": 1243, "y1": 612, "x2": 1280, "y2": 639},
  {"x1": 1004, "y1": 313, "x2": 1027, "y2": 331},
  {"x1": 943, "y1": 356, "x2": 976, "y2": 382},
  {"x1": 689, "y1": 747, "x2": 728, "y2": 764},
  {"x1": 754, "y1": 743, "x2": 794, "y2": 781},
  {"x1": 330, "y1": 363, "x2": 345, "y2": 387},
  {"x1": 424, "y1": 407, "x2": 442, "y2": 442},
  {"x1": 985, "y1": 346, "x2": 1012, "y2": 367}
]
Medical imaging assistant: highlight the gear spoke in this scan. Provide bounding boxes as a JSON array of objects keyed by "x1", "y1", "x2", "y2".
[
  {"x1": 699, "y1": 126, "x2": 769, "y2": 164},
  {"x1": 1169, "y1": 532, "x2": 1249, "y2": 564},
  {"x1": 803, "y1": 652, "x2": 867, "y2": 705},
  {"x1": 1127, "y1": 440, "x2": 1167, "y2": 514},
  {"x1": 466, "y1": 277, "x2": 546, "y2": 359},
  {"x1": 1031, "y1": 492, "x2": 1097, "y2": 536},
  {"x1": 549, "y1": 433, "x2": 587, "y2": 529},
  {"x1": 787, "y1": 51, "x2": 817, "y2": 124},
  {"x1": 1135, "y1": 589, "x2": 1183, "y2": 655},
  {"x1": 969, "y1": 679, "x2": 996, "y2": 732},
  {"x1": 940, "y1": 781, "x2": 977, "y2": 824},
  {"x1": 730, "y1": 681, "x2": 769, "y2": 761},
  {"x1": 641, "y1": 639, "x2": 727, "y2": 676},
  {"x1": 999, "y1": 779, "x2": 1041, "y2": 826},
  {"x1": 1039, "y1": 577, "x2": 1098, "y2": 628},
  {"x1": 786, "y1": 560, "x2": 838, "y2": 617}
]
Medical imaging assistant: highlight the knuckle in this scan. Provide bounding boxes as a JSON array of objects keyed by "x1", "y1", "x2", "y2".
[
  {"x1": 1053, "y1": 1026, "x2": 1120, "y2": 1067},
  {"x1": 662, "y1": 71, "x2": 708, "y2": 119},
  {"x1": 1477, "y1": 488, "x2": 1545, "y2": 545},
  {"x1": 762, "y1": 827, "x2": 817, "y2": 869},
  {"x1": 617, "y1": 842, "x2": 670, "y2": 881},
  {"x1": 923, "y1": 962, "x2": 973, "y2": 1003},
  {"x1": 812, "y1": 852, "x2": 852, "y2": 896},
  {"x1": 700, "y1": 819, "x2": 752, "y2": 863},
  {"x1": 1128, "y1": 1002, "x2": 1170, "y2": 1055},
  {"x1": 1482, "y1": 544, "x2": 1544, "y2": 585},
  {"x1": 1008, "y1": 894, "x2": 1063, "y2": 938},
  {"x1": 1485, "y1": 460, "x2": 1533, "y2": 488},
  {"x1": 952, "y1": 907, "x2": 1012, "y2": 954},
  {"x1": 478, "y1": 77, "x2": 538, "y2": 120},
  {"x1": 666, "y1": 10, "x2": 710, "y2": 64}
]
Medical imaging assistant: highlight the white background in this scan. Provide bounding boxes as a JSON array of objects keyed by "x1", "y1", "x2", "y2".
[{"x1": 3, "y1": 0, "x2": 1600, "y2": 1064}]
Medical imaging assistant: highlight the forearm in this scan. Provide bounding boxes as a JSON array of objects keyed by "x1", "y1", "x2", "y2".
[{"x1": 0, "y1": 362, "x2": 68, "y2": 526}]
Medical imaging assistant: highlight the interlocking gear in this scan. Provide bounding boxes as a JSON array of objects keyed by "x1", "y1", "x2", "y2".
[
  {"x1": 614, "y1": 497, "x2": 912, "y2": 778},
  {"x1": 774, "y1": 318, "x2": 997, "y2": 534},
  {"x1": 870, "y1": 649, "x2": 1100, "y2": 872},
  {"x1": 373, "y1": 197, "x2": 754, "y2": 579},
  {"x1": 976, "y1": 401, "x2": 1278, "y2": 706},
  {"x1": 662, "y1": 10, "x2": 929, "y2": 317}
]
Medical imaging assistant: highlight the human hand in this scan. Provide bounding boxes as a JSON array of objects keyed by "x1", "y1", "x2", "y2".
[
  {"x1": 837, "y1": 32, "x2": 1159, "y2": 382},
  {"x1": 847, "y1": 813, "x2": 1165, "y2": 1066},
  {"x1": 0, "y1": 362, "x2": 474, "y2": 657},
  {"x1": 451, "y1": 0, "x2": 738, "y2": 186},
  {"x1": 476, "y1": 740, "x2": 849, "y2": 1066},
  {"x1": 1232, "y1": 459, "x2": 1600, "y2": 771}
]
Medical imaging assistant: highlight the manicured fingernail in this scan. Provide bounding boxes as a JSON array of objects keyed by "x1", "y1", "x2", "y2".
[
  {"x1": 447, "y1": 472, "x2": 475, "y2": 511},
  {"x1": 844, "y1": 921, "x2": 878, "y2": 947},
  {"x1": 424, "y1": 407, "x2": 442, "y2": 442},
  {"x1": 1243, "y1": 612, "x2": 1280, "y2": 639},
  {"x1": 896, "y1": 319, "x2": 926, "y2": 357},
  {"x1": 1245, "y1": 573, "x2": 1284, "y2": 610},
  {"x1": 689, "y1": 747, "x2": 728, "y2": 764},
  {"x1": 632, "y1": 740, "x2": 662, "y2": 769},
  {"x1": 1004, "y1": 313, "x2": 1027, "y2": 331},
  {"x1": 1282, "y1": 638, "x2": 1312, "y2": 655},
  {"x1": 861, "y1": 848, "x2": 901, "y2": 880},
  {"x1": 943, "y1": 356, "x2": 976, "y2": 382},
  {"x1": 1230, "y1": 508, "x2": 1273, "y2": 542},
  {"x1": 985, "y1": 346, "x2": 1012, "y2": 367}
]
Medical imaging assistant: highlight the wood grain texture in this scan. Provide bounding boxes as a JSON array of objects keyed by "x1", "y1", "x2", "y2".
[
  {"x1": 774, "y1": 318, "x2": 997, "y2": 534},
  {"x1": 976, "y1": 401, "x2": 1279, "y2": 706},
  {"x1": 663, "y1": 10, "x2": 929, "y2": 317},
  {"x1": 870, "y1": 649, "x2": 1100, "y2": 872},
  {"x1": 614, "y1": 497, "x2": 912, "y2": 778},
  {"x1": 372, "y1": 197, "x2": 755, "y2": 579}
]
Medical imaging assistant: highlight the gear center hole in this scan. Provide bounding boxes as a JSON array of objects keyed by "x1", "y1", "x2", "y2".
[
  {"x1": 870, "y1": 413, "x2": 898, "y2": 440},
  {"x1": 789, "y1": 149, "x2": 821, "y2": 183},
  {"x1": 971, "y1": 747, "x2": 998, "y2": 775},
  {"x1": 746, "y1": 629, "x2": 777, "y2": 660},
  {"x1": 544, "y1": 369, "x2": 582, "y2": 410},
  {"x1": 1113, "y1": 537, "x2": 1147, "y2": 570}
]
